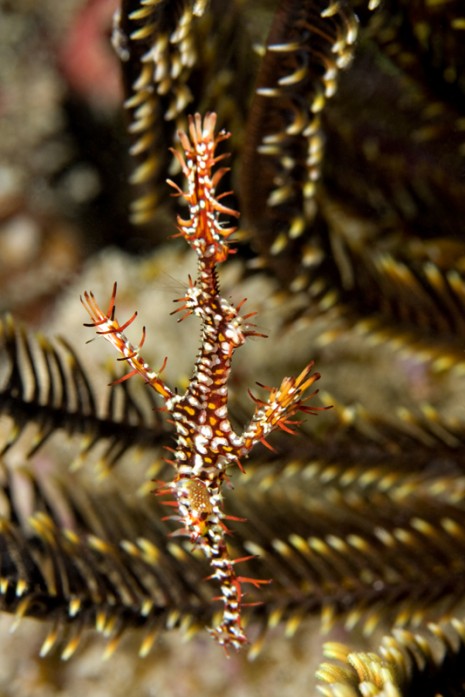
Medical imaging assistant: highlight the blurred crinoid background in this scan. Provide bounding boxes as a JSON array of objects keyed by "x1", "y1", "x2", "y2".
[{"x1": 1, "y1": 1, "x2": 465, "y2": 696}]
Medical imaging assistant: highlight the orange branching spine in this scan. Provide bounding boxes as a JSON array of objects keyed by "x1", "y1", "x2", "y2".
[{"x1": 82, "y1": 112, "x2": 326, "y2": 650}]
